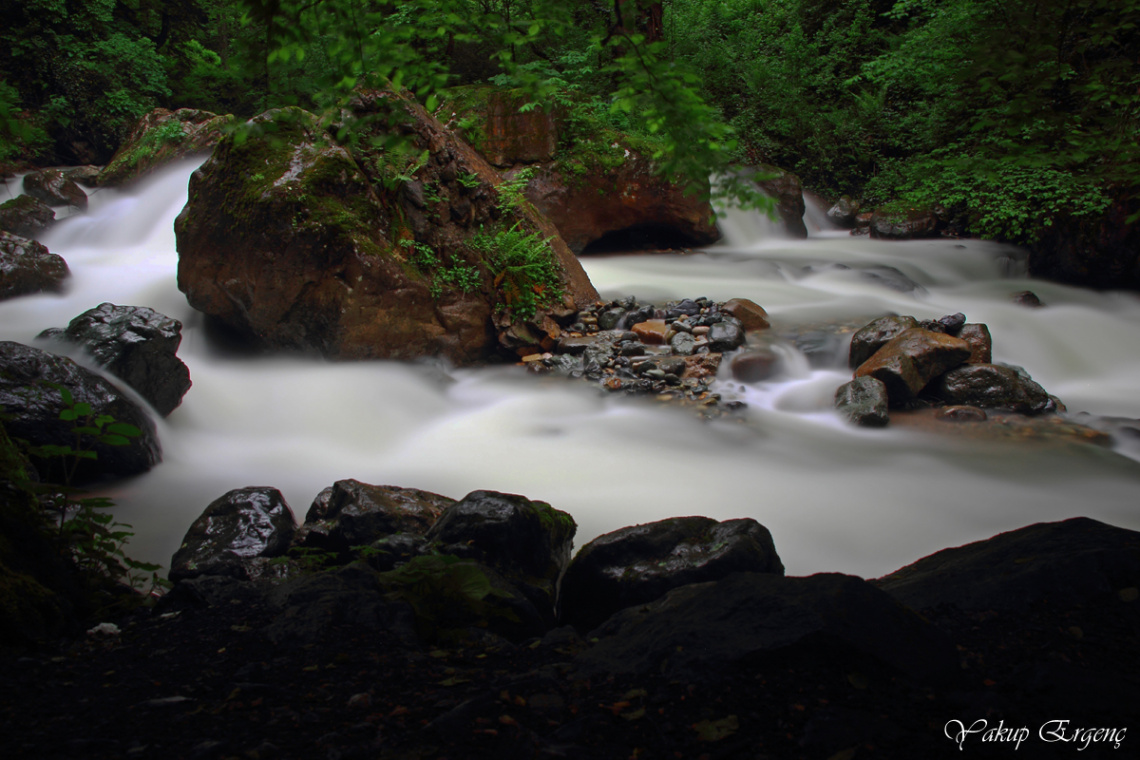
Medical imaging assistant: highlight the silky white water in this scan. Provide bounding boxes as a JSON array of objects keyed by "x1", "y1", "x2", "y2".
[{"x1": 3, "y1": 162, "x2": 1138, "y2": 579}]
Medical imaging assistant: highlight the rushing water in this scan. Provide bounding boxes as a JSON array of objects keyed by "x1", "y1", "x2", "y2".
[{"x1": 3, "y1": 162, "x2": 1139, "y2": 579}]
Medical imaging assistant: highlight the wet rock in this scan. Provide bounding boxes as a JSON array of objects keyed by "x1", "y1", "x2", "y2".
[
  {"x1": 936, "y1": 312, "x2": 966, "y2": 334},
  {"x1": 869, "y1": 207, "x2": 943, "y2": 240},
  {"x1": 22, "y1": 169, "x2": 87, "y2": 210},
  {"x1": 707, "y1": 321, "x2": 744, "y2": 352},
  {"x1": 876, "y1": 517, "x2": 1140, "y2": 611},
  {"x1": 681, "y1": 353, "x2": 722, "y2": 380},
  {"x1": 37, "y1": 303, "x2": 192, "y2": 416},
  {"x1": 169, "y1": 487, "x2": 297, "y2": 582},
  {"x1": 741, "y1": 164, "x2": 808, "y2": 238},
  {"x1": 858, "y1": 265, "x2": 926, "y2": 293},
  {"x1": 559, "y1": 516, "x2": 784, "y2": 632},
  {"x1": 98, "y1": 108, "x2": 233, "y2": 187},
  {"x1": 0, "y1": 195, "x2": 55, "y2": 237},
  {"x1": 669, "y1": 331, "x2": 696, "y2": 355},
  {"x1": 826, "y1": 196, "x2": 861, "y2": 228},
  {"x1": 630, "y1": 319, "x2": 668, "y2": 345},
  {"x1": 925, "y1": 363, "x2": 1053, "y2": 414},
  {"x1": 721, "y1": 297, "x2": 770, "y2": 331},
  {"x1": 427, "y1": 490, "x2": 576, "y2": 626},
  {"x1": 958, "y1": 323, "x2": 992, "y2": 364},
  {"x1": 854, "y1": 328, "x2": 972, "y2": 402},
  {"x1": 0, "y1": 341, "x2": 160, "y2": 484},
  {"x1": 296, "y1": 480, "x2": 455, "y2": 555},
  {"x1": 175, "y1": 96, "x2": 596, "y2": 364},
  {"x1": 834, "y1": 376, "x2": 890, "y2": 427},
  {"x1": 848, "y1": 315, "x2": 920, "y2": 369},
  {"x1": 574, "y1": 572, "x2": 958, "y2": 683},
  {"x1": 0, "y1": 231, "x2": 69, "y2": 299},
  {"x1": 730, "y1": 349, "x2": 780, "y2": 383}
]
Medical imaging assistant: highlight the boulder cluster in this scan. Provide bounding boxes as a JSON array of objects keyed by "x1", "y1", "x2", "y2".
[
  {"x1": 835, "y1": 313, "x2": 1059, "y2": 427},
  {"x1": 520, "y1": 295, "x2": 772, "y2": 416},
  {"x1": 164, "y1": 477, "x2": 1140, "y2": 701},
  {"x1": 0, "y1": 303, "x2": 192, "y2": 483}
]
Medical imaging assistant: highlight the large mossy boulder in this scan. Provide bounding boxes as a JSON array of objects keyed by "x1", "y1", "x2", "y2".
[
  {"x1": 169, "y1": 487, "x2": 298, "y2": 583},
  {"x1": 876, "y1": 518, "x2": 1140, "y2": 611},
  {"x1": 175, "y1": 92, "x2": 597, "y2": 364},
  {"x1": 0, "y1": 341, "x2": 161, "y2": 484},
  {"x1": 559, "y1": 516, "x2": 784, "y2": 632},
  {"x1": 38, "y1": 303, "x2": 192, "y2": 416},
  {"x1": 0, "y1": 231, "x2": 69, "y2": 300},
  {"x1": 97, "y1": 108, "x2": 233, "y2": 187}
]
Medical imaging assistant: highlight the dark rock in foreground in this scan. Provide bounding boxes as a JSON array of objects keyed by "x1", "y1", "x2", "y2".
[
  {"x1": 169, "y1": 487, "x2": 297, "y2": 583},
  {"x1": 876, "y1": 517, "x2": 1140, "y2": 612},
  {"x1": 0, "y1": 341, "x2": 161, "y2": 484},
  {"x1": 0, "y1": 231, "x2": 69, "y2": 300},
  {"x1": 38, "y1": 303, "x2": 192, "y2": 416},
  {"x1": 560, "y1": 516, "x2": 784, "y2": 632},
  {"x1": 835, "y1": 375, "x2": 890, "y2": 427},
  {"x1": 575, "y1": 572, "x2": 959, "y2": 683}
]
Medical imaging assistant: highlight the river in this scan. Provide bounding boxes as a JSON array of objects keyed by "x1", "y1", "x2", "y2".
[{"x1": 3, "y1": 161, "x2": 1139, "y2": 579}]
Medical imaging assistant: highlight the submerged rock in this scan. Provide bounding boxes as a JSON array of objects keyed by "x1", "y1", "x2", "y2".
[
  {"x1": 0, "y1": 341, "x2": 160, "y2": 483},
  {"x1": 0, "y1": 231, "x2": 69, "y2": 300},
  {"x1": 559, "y1": 516, "x2": 783, "y2": 632},
  {"x1": 169, "y1": 487, "x2": 297, "y2": 582},
  {"x1": 38, "y1": 303, "x2": 191, "y2": 416}
]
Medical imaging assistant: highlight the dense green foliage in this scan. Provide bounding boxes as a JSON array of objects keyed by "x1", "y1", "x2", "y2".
[
  {"x1": 2, "y1": 0, "x2": 1136, "y2": 245},
  {"x1": 670, "y1": 0, "x2": 1140, "y2": 242}
]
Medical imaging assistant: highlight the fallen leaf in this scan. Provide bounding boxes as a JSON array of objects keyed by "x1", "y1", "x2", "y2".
[{"x1": 693, "y1": 715, "x2": 738, "y2": 742}]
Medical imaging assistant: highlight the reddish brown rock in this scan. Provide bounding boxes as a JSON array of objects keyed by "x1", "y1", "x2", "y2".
[
  {"x1": 854, "y1": 328, "x2": 972, "y2": 402},
  {"x1": 722, "y1": 297, "x2": 770, "y2": 331},
  {"x1": 631, "y1": 319, "x2": 668, "y2": 345},
  {"x1": 525, "y1": 155, "x2": 719, "y2": 254},
  {"x1": 481, "y1": 90, "x2": 558, "y2": 167},
  {"x1": 958, "y1": 323, "x2": 992, "y2": 364},
  {"x1": 175, "y1": 93, "x2": 597, "y2": 365},
  {"x1": 730, "y1": 349, "x2": 779, "y2": 383}
]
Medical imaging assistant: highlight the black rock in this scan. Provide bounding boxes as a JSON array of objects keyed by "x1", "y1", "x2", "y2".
[
  {"x1": 0, "y1": 231, "x2": 69, "y2": 300},
  {"x1": 835, "y1": 375, "x2": 890, "y2": 427},
  {"x1": 560, "y1": 516, "x2": 783, "y2": 632},
  {"x1": 169, "y1": 486, "x2": 297, "y2": 582},
  {"x1": 38, "y1": 303, "x2": 191, "y2": 416},
  {"x1": 0, "y1": 195, "x2": 56, "y2": 237},
  {"x1": 0, "y1": 341, "x2": 160, "y2": 484}
]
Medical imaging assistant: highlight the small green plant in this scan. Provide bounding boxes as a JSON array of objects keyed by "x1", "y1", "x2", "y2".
[
  {"x1": 470, "y1": 222, "x2": 564, "y2": 321},
  {"x1": 456, "y1": 171, "x2": 480, "y2": 189},
  {"x1": 403, "y1": 239, "x2": 481, "y2": 299},
  {"x1": 271, "y1": 545, "x2": 341, "y2": 573},
  {"x1": 18, "y1": 385, "x2": 166, "y2": 595},
  {"x1": 496, "y1": 166, "x2": 537, "y2": 213}
]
